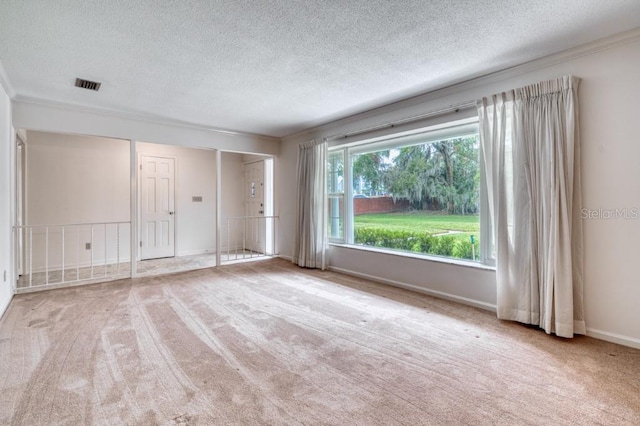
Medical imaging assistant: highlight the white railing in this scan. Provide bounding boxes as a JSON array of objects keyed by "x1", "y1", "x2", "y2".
[
  {"x1": 223, "y1": 216, "x2": 277, "y2": 263},
  {"x1": 13, "y1": 222, "x2": 131, "y2": 290}
]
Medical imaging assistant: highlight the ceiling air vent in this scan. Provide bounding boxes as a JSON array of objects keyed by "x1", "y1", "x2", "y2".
[{"x1": 75, "y1": 78, "x2": 101, "y2": 91}]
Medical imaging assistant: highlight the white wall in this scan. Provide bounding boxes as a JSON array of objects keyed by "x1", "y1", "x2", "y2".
[
  {"x1": 222, "y1": 152, "x2": 245, "y2": 219},
  {"x1": 276, "y1": 141, "x2": 297, "y2": 257},
  {"x1": 221, "y1": 152, "x2": 245, "y2": 251},
  {"x1": 280, "y1": 33, "x2": 640, "y2": 348},
  {"x1": 137, "y1": 142, "x2": 217, "y2": 256},
  {"x1": 27, "y1": 132, "x2": 130, "y2": 225},
  {"x1": 25, "y1": 132, "x2": 131, "y2": 270},
  {"x1": 0, "y1": 80, "x2": 12, "y2": 318}
]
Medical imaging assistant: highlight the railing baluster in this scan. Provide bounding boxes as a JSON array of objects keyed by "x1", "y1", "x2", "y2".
[
  {"x1": 250, "y1": 217, "x2": 254, "y2": 259},
  {"x1": 243, "y1": 218, "x2": 247, "y2": 260},
  {"x1": 13, "y1": 221, "x2": 131, "y2": 291},
  {"x1": 256, "y1": 217, "x2": 267, "y2": 257},
  {"x1": 104, "y1": 224, "x2": 108, "y2": 278},
  {"x1": 252, "y1": 217, "x2": 256, "y2": 258},
  {"x1": 45, "y1": 227, "x2": 49, "y2": 285},
  {"x1": 268, "y1": 217, "x2": 270, "y2": 256},
  {"x1": 235, "y1": 219, "x2": 239, "y2": 260},
  {"x1": 269, "y1": 216, "x2": 272, "y2": 256},
  {"x1": 273, "y1": 217, "x2": 276, "y2": 256},
  {"x1": 61, "y1": 226, "x2": 65, "y2": 284},
  {"x1": 76, "y1": 225, "x2": 80, "y2": 281},
  {"x1": 218, "y1": 216, "x2": 278, "y2": 265},
  {"x1": 116, "y1": 224, "x2": 120, "y2": 275},
  {"x1": 90, "y1": 225, "x2": 94, "y2": 279},
  {"x1": 29, "y1": 228, "x2": 33, "y2": 288}
]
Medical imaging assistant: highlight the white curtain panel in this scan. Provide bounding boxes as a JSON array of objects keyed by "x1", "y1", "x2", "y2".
[
  {"x1": 478, "y1": 76, "x2": 585, "y2": 338},
  {"x1": 293, "y1": 139, "x2": 327, "y2": 269}
]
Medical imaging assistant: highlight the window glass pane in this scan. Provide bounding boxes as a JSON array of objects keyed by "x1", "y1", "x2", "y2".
[
  {"x1": 328, "y1": 195, "x2": 343, "y2": 240},
  {"x1": 328, "y1": 150, "x2": 344, "y2": 193},
  {"x1": 328, "y1": 150, "x2": 344, "y2": 241},
  {"x1": 350, "y1": 134, "x2": 481, "y2": 261}
]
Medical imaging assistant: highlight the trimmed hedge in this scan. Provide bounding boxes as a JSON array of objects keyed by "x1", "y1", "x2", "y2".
[{"x1": 354, "y1": 227, "x2": 479, "y2": 260}]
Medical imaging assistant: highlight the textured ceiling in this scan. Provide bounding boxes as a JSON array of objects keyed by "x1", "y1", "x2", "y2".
[{"x1": 1, "y1": 1, "x2": 640, "y2": 137}]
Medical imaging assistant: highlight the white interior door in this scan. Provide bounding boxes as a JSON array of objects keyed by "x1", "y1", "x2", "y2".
[
  {"x1": 244, "y1": 161, "x2": 265, "y2": 253},
  {"x1": 140, "y1": 155, "x2": 175, "y2": 260}
]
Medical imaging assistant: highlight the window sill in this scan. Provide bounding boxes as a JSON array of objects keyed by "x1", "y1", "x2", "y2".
[{"x1": 328, "y1": 243, "x2": 496, "y2": 271}]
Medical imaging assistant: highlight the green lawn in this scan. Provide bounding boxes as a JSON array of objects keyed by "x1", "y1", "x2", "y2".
[
  {"x1": 353, "y1": 211, "x2": 481, "y2": 260},
  {"x1": 354, "y1": 212, "x2": 479, "y2": 235}
]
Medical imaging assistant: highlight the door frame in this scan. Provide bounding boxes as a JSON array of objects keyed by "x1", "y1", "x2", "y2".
[
  {"x1": 263, "y1": 157, "x2": 274, "y2": 255},
  {"x1": 137, "y1": 152, "x2": 178, "y2": 261},
  {"x1": 243, "y1": 159, "x2": 265, "y2": 253},
  {"x1": 14, "y1": 133, "x2": 26, "y2": 278}
]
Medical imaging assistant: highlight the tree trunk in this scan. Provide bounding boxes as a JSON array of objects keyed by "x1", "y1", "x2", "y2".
[{"x1": 437, "y1": 142, "x2": 455, "y2": 214}]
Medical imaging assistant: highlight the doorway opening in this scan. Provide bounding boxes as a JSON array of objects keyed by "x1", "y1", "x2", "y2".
[
  {"x1": 221, "y1": 155, "x2": 276, "y2": 263},
  {"x1": 136, "y1": 142, "x2": 217, "y2": 275}
]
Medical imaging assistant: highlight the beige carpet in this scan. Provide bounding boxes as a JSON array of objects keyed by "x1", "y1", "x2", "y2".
[{"x1": 1, "y1": 258, "x2": 638, "y2": 425}]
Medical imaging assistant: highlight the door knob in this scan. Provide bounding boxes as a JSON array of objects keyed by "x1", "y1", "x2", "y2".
[
  {"x1": 258, "y1": 210, "x2": 264, "y2": 214},
  {"x1": 169, "y1": 211, "x2": 174, "y2": 215}
]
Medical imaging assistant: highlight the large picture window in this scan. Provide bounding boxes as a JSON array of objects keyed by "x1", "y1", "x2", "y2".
[{"x1": 329, "y1": 119, "x2": 491, "y2": 265}]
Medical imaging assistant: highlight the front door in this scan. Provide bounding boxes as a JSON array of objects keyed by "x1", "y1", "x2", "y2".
[
  {"x1": 244, "y1": 161, "x2": 265, "y2": 254},
  {"x1": 140, "y1": 155, "x2": 175, "y2": 260}
]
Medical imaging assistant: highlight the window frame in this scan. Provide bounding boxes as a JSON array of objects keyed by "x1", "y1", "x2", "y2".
[
  {"x1": 327, "y1": 117, "x2": 495, "y2": 267},
  {"x1": 327, "y1": 148, "x2": 347, "y2": 243}
]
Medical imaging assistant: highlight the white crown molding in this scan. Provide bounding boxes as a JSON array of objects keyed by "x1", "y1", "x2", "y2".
[
  {"x1": 284, "y1": 26, "x2": 640, "y2": 142},
  {"x1": 12, "y1": 95, "x2": 280, "y2": 143},
  {"x1": 16, "y1": 128, "x2": 27, "y2": 143},
  {"x1": 0, "y1": 59, "x2": 16, "y2": 99}
]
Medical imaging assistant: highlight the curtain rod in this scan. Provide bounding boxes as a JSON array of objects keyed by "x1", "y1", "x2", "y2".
[{"x1": 325, "y1": 101, "x2": 477, "y2": 141}]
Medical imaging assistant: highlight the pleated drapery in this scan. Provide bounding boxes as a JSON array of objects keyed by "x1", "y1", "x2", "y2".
[
  {"x1": 293, "y1": 139, "x2": 327, "y2": 269},
  {"x1": 478, "y1": 76, "x2": 585, "y2": 338}
]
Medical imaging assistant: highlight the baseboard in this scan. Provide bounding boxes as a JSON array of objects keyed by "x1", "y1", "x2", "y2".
[
  {"x1": 586, "y1": 328, "x2": 640, "y2": 350},
  {"x1": 0, "y1": 293, "x2": 14, "y2": 321},
  {"x1": 327, "y1": 266, "x2": 640, "y2": 349},
  {"x1": 327, "y1": 265, "x2": 497, "y2": 312},
  {"x1": 278, "y1": 254, "x2": 293, "y2": 262}
]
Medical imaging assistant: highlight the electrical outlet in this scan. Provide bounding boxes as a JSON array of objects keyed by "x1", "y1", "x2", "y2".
[{"x1": 85, "y1": 242, "x2": 92, "y2": 250}]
